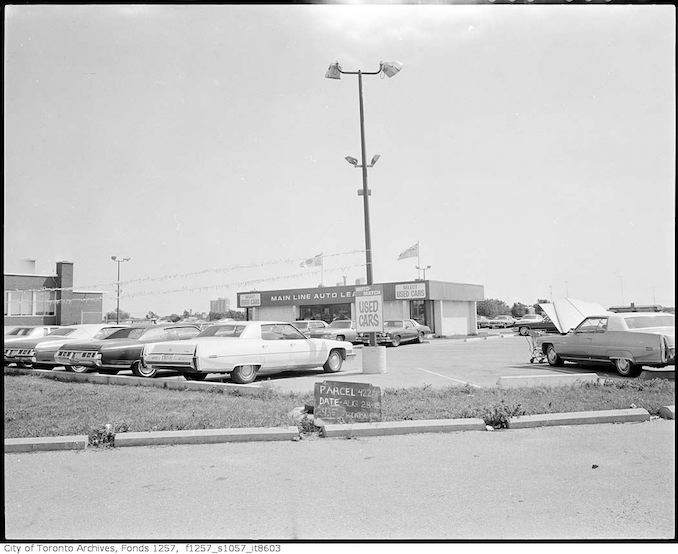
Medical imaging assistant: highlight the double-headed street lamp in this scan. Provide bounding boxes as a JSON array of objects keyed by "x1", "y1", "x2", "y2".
[
  {"x1": 326, "y1": 60, "x2": 402, "y2": 347},
  {"x1": 111, "y1": 255, "x2": 131, "y2": 324},
  {"x1": 417, "y1": 265, "x2": 431, "y2": 280}
]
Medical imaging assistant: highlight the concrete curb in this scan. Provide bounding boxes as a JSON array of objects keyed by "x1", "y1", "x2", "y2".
[
  {"x1": 6, "y1": 408, "x2": 666, "y2": 452},
  {"x1": 11, "y1": 368, "x2": 264, "y2": 395},
  {"x1": 658, "y1": 405, "x2": 675, "y2": 420},
  {"x1": 321, "y1": 418, "x2": 487, "y2": 438},
  {"x1": 639, "y1": 369, "x2": 675, "y2": 380},
  {"x1": 509, "y1": 408, "x2": 650, "y2": 429},
  {"x1": 5, "y1": 435, "x2": 88, "y2": 453},
  {"x1": 497, "y1": 373, "x2": 600, "y2": 388},
  {"x1": 115, "y1": 426, "x2": 300, "y2": 447}
]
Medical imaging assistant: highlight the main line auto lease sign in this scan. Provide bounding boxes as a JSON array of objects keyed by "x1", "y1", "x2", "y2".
[
  {"x1": 314, "y1": 380, "x2": 382, "y2": 424},
  {"x1": 354, "y1": 284, "x2": 384, "y2": 333}
]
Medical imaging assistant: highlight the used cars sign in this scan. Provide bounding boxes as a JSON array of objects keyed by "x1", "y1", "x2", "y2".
[{"x1": 354, "y1": 285, "x2": 384, "y2": 333}]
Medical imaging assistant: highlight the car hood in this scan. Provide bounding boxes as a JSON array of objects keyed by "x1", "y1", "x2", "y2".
[
  {"x1": 539, "y1": 298, "x2": 612, "y2": 334},
  {"x1": 60, "y1": 338, "x2": 140, "y2": 351}
]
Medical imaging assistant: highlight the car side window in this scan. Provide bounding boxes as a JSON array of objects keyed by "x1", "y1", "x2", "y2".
[
  {"x1": 405, "y1": 321, "x2": 413, "y2": 328},
  {"x1": 310, "y1": 322, "x2": 324, "y2": 329},
  {"x1": 280, "y1": 324, "x2": 307, "y2": 340},
  {"x1": 576, "y1": 318, "x2": 606, "y2": 333},
  {"x1": 261, "y1": 324, "x2": 283, "y2": 340}
]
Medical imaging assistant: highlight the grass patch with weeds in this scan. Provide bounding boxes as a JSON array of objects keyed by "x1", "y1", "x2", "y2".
[{"x1": 3, "y1": 370, "x2": 674, "y2": 438}]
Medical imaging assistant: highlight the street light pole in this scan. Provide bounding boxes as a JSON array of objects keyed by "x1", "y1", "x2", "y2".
[
  {"x1": 326, "y1": 60, "x2": 402, "y2": 348},
  {"x1": 111, "y1": 256, "x2": 131, "y2": 324}
]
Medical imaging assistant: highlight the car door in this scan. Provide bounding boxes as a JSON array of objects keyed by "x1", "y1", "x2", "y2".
[
  {"x1": 560, "y1": 317, "x2": 605, "y2": 358},
  {"x1": 279, "y1": 324, "x2": 319, "y2": 368},
  {"x1": 259, "y1": 324, "x2": 293, "y2": 369}
]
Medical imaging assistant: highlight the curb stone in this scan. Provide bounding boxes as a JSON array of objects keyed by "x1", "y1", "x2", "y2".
[
  {"x1": 658, "y1": 405, "x2": 675, "y2": 420},
  {"x1": 509, "y1": 408, "x2": 650, "y2": 429},
  {"x1": 4, "y1": 408, "x2": 660, "y2": 452}
]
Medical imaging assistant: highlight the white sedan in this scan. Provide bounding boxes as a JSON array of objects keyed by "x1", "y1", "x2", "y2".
[{"x1": 140, "y1": 321, "x2": 354, "y2": 383}]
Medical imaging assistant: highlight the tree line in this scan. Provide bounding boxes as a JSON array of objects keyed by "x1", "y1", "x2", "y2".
[{"x1": 476, "y1": 299, "x2": 550, "y2": 318}]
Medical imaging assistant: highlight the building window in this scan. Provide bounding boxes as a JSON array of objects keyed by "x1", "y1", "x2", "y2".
[
  {"x1": 34, "y1": 290, "x2": 56, "y2": 316},
  {"x1": 5, "y1": 290, "x2": 56, "y2": 316}
]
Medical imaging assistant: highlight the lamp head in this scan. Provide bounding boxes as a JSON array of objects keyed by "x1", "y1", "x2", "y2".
[
  {"x1": 325, "y1": 62, "x2": 342, "y2": 80},
  {"x1": 370, "y1": 154, "x2": 381, "y2": 166},
  {"x1": 381, "y1": 61, "x2": 403, "y2": 78},
  {"x1": 111, "y1": 256, "x2": 117, "y2": 261},
  {"x1": 345, "y1": 156, "x2": 359, "y2": 166}
]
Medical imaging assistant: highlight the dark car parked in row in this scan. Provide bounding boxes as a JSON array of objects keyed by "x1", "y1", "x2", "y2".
[{"x1": 54, "y1": 324, "x2": 201, "y2": 377}]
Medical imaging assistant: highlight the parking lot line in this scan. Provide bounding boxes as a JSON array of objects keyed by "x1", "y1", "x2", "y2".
[{"x1": 416, "y1": 368, "x2": 482, "y2": 388}]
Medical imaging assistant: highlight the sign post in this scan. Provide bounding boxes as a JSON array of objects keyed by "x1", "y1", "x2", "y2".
[{"x1": 354, "y1": 285, "x2": 387, "y2": 374}]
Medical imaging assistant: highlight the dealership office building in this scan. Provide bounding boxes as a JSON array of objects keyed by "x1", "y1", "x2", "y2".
[{"x1": 237, "y1": 280, "x2": 484, "y2": 336}]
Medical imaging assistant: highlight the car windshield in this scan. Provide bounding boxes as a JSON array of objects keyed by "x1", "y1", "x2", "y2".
[
  {"x1": 6, "y1": 327, "x2": 33, "y2": 336},
  {"x1": 107, "y1": 328, "x2": 144, "y2": 340},
  {"x1": 47, "y1": 328, "x2": 77, "y2": 336},
  {"x1": 198, "y1": 324, "x2": 246, "y2": 338},
  {"x1": 93, "y1": 327, "x2": 125, "y2": 339},
  {"x1": 624, "y1": 315, "x2": 675, "y2": 329},
  {"x1": 329, "y1": 321, "x2": 351, "y2": 328},
  {"x1": 385, "y1": 321, "x2": 403, "y2": 328}
]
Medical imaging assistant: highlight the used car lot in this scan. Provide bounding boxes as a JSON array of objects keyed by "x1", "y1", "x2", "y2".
[{"x1": 14, "y1": 332, "x2": 672, "y2": 392}]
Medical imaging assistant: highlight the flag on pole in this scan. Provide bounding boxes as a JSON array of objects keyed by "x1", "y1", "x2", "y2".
[
  {"x1": 300, "y1": 253, "x2": 323, "y2": 268},
  {"x1": 397, "y1": 242, "x2": 419, "y2": 261}
]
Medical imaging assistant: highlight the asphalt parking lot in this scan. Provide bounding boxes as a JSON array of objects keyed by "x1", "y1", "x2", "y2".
[{"x1": 19, "y1": 331, "x2": 666, "y2": 393}]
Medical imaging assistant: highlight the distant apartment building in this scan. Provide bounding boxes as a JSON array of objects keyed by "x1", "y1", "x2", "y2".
[
  {"x1": 209, "y1": 297, "x2": 230, "y2": 314},
  {"x1": 4, "y1": 260, "x2": 104, "y2": 326}
]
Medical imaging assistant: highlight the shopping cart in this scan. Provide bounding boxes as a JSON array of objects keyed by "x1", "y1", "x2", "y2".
[{"x1": 526, "y1": 329, "x2": 547, "y2": 364}]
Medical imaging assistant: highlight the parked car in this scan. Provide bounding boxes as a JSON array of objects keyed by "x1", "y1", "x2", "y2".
[
  {"x1": 487, "y1": 315, "x2": 516, "y2": 329},
  {"x1": 477, "y1": 316, "x2": 491, "y2": 329},
  {"x1": 536, "y1": 312, "x2": 675, "y2": 377},
  {"x1": 513, "y1": 314, "x2": 559, "y2": 336},
  {"x1": 3, "y1": 324, "x2": 128, "y2": 369},
  {"x1": 140, "y1": 321, "x2": 354, "y2": 384},
  {"x1": 407, "y1": 319, "x2": 432, "y2": 335},
  {"x1": 359, "y1": 319, "x2": 427, "y2": 347},
  {"x1": 4, "y1": 326, "x2": 61, "y2": 341},
  {"x1": 291, "y1": 320, "x2": 329, "y2": 336},
  {"x1": 308, "y1": 319, "x2": 360, "y2": 343},
  {"x1": 54, "y1": 324, "x2": 201, "y2": 376}
]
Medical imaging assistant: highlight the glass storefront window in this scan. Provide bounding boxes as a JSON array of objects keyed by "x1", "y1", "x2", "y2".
[
  {"x1": 298, "y1": 303, "x2": 352, "y2": 323},
  {"x1": 410, "y1": 300, "x2": 426, "y2": 325}
]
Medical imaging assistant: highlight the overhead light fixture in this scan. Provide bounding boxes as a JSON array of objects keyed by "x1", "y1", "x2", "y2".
[
  {"x1": 345, "y1": 156, "x2": 359, "y2": 166},
  {"x1": 381, "y1": 61, "x2": 403, "y2": 78},
  {"x1": 325, "y1": 62, "x2": 342, "y2": 80},
  {"x1": 370, "y1": 154, "x2": 381, "y2": 166}
]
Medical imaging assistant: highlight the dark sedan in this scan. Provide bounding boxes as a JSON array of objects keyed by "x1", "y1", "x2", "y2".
[
  {"x1": 54, "y1": 324, "x2": 201, "y2": 377},
  {"x1": 359, "y1": 319, "x2": 427, "y2": 347}
]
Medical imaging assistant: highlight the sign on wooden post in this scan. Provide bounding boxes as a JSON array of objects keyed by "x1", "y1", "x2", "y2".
[{"x1": 314, "y1": 380, "x2": 382, "y2": 424}]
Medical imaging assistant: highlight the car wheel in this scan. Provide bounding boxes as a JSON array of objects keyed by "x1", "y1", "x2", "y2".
[
  {"x1": 546, "y1": 345, "x2": 564, "y2": 367},
  {"x1": 391, "y1": 335, "x2": 402, "y2": 347},
  {"x1": 70, "y1": 365, "x2": 90, "y2": 374},
  {"x1": 231, "y1": 365, "x2": 258, "y2": 384},
  {"x1": 323, "y1": 350, "x2": 343, "y2": 373},
  {"x1": 132, "y1": 361, "x2": 157, "y2": 378},
  {"x1": 417, "y1": 331, "x2": 424, "y2": 343},
  {"x1": 614, "y1": 358, "x2": 640, "y2": 377},
  {"x1": 519, "y1": 326, "x2": 530, "y2": 336},
  {"x1": 183, "y1": 372, "x2": 208, "y2": 381},
  {"x1": 336, "y1": 335, "x2": 345, "y2": 342}
]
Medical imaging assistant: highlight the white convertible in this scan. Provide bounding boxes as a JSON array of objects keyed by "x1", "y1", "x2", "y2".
[{"x1": 140, "y1": 321, "x2": 354, "y2": 383}]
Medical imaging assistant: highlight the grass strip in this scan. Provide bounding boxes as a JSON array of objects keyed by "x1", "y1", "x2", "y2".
[{"x1": 4, "y1": 372, "x2": 675, "y2": 439}]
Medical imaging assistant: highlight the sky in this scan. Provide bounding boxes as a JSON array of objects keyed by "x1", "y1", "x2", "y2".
[{"x1": 3, "y1": 4, "x2": 675, "y2": 317}]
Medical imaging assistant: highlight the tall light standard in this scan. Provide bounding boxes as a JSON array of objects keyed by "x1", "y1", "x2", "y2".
[
  {"x1": 326, "y1": 60, "x2": 403, "y2": 347},
  {"x1": 111, "y1": 256, "x2": 131, "y2": 324},
  {"x1": 416, "y1": 265, "x2": 431, "y2": 280}
]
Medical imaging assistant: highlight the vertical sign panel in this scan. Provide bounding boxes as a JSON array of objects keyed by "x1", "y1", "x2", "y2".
[{"x1": 354, "y1": 285, "x2": 384, "y2": 333}]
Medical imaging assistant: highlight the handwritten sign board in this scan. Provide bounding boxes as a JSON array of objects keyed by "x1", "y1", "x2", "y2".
[
  {"x1": 314, "y1": 380, "x2": 382, "y2": 424},
  {"x1": 354, "y1": 285, "x2": 384, "y2": 333}
]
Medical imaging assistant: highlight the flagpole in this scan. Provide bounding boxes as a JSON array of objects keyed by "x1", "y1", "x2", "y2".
[
  {"x1": 321, "y1": 254, "x2": 324, "y2": 287},
  {"x1": 417, "y1": 240, "x2": 420, "y2": 280}
]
